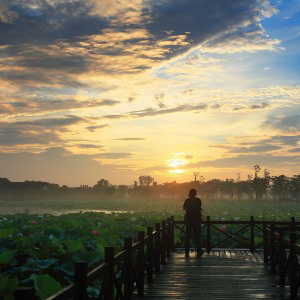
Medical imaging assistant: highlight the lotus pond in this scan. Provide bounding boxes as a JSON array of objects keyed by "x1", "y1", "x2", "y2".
[{"x1": 0, "y1": 200, "x2": 299, "y2": 299}]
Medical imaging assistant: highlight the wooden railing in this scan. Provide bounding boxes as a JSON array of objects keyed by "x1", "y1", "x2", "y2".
[
  {"x1": 263, "y1": 221, "x2": 300, "y2": 299},
  {"x1": 13, "y1": 216, "x2": 300, "y2": 299},
  {"x1": 174, "y1": 216, "x2": 300, "y2": 251},
  {"x1": 14, "y1": 217, "x2": 175, "y2": 300}
]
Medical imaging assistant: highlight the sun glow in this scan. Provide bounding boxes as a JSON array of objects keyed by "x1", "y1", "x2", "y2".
[
  {"x1": 167, "y1": 158, "x2": 187, "y2": 168},
  {"x1": 169, "y1": 169, "x2": 185, "y2": 174}
]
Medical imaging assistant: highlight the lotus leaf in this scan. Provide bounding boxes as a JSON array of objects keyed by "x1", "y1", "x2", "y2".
[
  {"x1": 65, "y1": 239, "x2": 84, "y2": 253},
  {"x1": 20, "y1": 258, "x2": 58, "y2": 272},
  {"x1": 0, "y1": 274, "x2": 18, "y2": 300},
  {"x1": 0, "y1": 250, "x2": 16, "y2": 265},
  {"x1": 31, "y1": 274, "x2": 62, "y2": 300},
  {"x1": 0, "y1": 229, "x2": 14, "y2": 239}
]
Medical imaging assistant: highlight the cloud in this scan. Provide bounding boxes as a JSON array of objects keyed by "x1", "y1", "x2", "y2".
[
  {"x1": 0, "y1": 0, "x2": 18, "y2": 23},
  {"x1": 200, "y1": 28, "x2": 282, "y2": 54},
  {"x1": 267, "y1": 135, "x2": 300, "y2": 146},
  {"x1": 103, "y1": 114, "x2": 126, "y2": 119},
  {"x1": 0, "y1": 0, "x2": 281, "y2": 81},
  {"x1": 0, "y1": 116, "x2": 84, "y2": 146},
  {"x1": 114, "y1": 138, "x2": 146, "y2": 141},
  {"x1": 229, "y1": 144, "x2": 281, "y2": 153},
  {"x1": 250, "y1": 102, "x2": 270, "y2": 110},
  {"x1": 288, "y1": 148, "x2": 300, "y2": 153},
  {"x1": 0, "y1": 1, "x2": 109, "y2": 45},
  {"x1": 95, "y1": 153, "x2": 133, "y2": 159},
  {"x1": 146, "y1": 0, "x2": 279, "y2": 56},
  {"x1": 128, "y1": 103, "x2": 208, "y2": 117},
  {"x1": 0, "y1": 123, "x2": 61, "y2": 146},
  {"x1": 102, "y1": 103, "x2": 210, "y2": 120},
  {"x1": 15, "y1": 115, "x2": 84, "y2": 128},
  {"x1": 78, "y1": 144, "x2": 103, "y2": 149},
  {"x1": 0, "y1": 96, "x2": 119, "y2": 116},
  {"x1": 264, "y1": 114, "x2": 300, "y2": 132},
  {"x1": 86, "y1": 124, "x2": 110, "y2": 132},
  {"x1": 189, "y1": 154, "x2": 300, "y2": 169}
]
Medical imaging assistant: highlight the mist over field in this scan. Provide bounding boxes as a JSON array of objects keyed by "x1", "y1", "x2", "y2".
[{"x1": 1, "y1": 168, "x2": 300, "y2": 219}]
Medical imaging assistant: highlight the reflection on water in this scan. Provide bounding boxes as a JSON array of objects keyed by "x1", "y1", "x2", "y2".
[{"x1": 0, "y1": 207, "x2": 132, "y2": 216}]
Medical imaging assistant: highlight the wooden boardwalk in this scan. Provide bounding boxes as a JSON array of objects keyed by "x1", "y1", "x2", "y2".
[
  {"x1": 133, "y1": 250, "x2": 292, "y2": 300},
  {"x1": 25, "y1": 218, "x2": 299, "y2": 300}
]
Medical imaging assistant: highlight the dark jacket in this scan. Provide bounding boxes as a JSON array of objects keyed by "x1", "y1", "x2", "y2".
[{"x1": 183, "y1": 196, "x2": 202, "y2": 222}]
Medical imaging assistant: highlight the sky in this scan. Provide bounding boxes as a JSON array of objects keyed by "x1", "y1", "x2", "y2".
[{"x1": 0, "y1": 0, "x2": 300, "y2": 186}]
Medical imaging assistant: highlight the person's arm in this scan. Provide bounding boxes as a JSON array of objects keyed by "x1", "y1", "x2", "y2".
[
  {"x1": 183, "y1": 199, "x2": 187, "y2": 210},
  {"x1": 198, "y1": 198, "x2": 202, "y2": 218}
]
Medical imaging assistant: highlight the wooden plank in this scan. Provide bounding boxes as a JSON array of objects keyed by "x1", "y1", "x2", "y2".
[
  {"x1": 246, "y1": 250, "x2": 259, "y2": 262},
  {"x1": 235, "y1": 250, "x2": 245, "y2": 261},
  {"x1": 229, "y1": 250, "x2": 237, "y2": 260},
  {"x1": 133, "y1": 251, "x2": 291, "y2": 300},
  {"x1": 253, "y1": 251, "x2": 264, "y2": 263},
  {"x1": 240, "y1": 250, "x2": 251, "y2": 261},
  {"x1": 225, "y1": 250, "x2": 231, "y2": 259},
  {"x1": 256, "y1": 250, "x2": 265, "y2": 261}
]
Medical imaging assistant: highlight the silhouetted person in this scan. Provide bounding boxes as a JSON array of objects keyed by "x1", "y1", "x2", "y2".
[{"x1": 183, "y1": 189, "x2": 203, "y2": 257}]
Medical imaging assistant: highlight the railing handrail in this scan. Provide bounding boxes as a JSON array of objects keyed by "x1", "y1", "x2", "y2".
[{"x1": 174, "y1": 219, "x2": 300, "y2": 225}]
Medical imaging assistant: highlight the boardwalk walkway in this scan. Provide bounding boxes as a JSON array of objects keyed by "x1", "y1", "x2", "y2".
[{"x1": 134, "y1": 250, "x2": 291, "y2": 300}]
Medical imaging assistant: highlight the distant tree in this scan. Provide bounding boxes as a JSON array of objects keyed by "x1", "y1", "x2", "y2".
[
  {"x1": 193, "y1": 172, "x2": 200, "y2": 182},
  {"x1": 253, "y1": 165, "x2": 261, "y2": 201},
  {"x1": 138, "y1": 175, "x2": 154, "y2": 186},
  {"x1": 94, "y1": 179, "x2": 109, "y2": 188},
  {"x1": 271, "y1": 175, "x2": 288, "y2": 200},
  {"x1": 287, "y1": 175, "x2": 300, "y2": 200}
]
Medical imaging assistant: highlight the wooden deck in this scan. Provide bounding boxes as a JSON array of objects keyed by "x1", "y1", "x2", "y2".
[{"x1": 133, "y1": 250, "x2": 292, "y2": 299}]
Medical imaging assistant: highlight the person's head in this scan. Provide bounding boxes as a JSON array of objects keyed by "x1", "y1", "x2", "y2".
[{"x1": 188, "y1": 189, "x2": 197, "y2": 197}]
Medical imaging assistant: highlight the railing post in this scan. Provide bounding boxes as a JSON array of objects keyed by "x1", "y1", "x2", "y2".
[
  {"x1": 124, "y1": 237, "x2": 133, "y2": 300},
  {"x1": 289, "y1": 232, "x2": 298, "y2": 298},
  {"x1": 104, "y1": 247, "x2": 115, "y2": 300},
  {"x1": 206, "y1": 216, "x2": 211, "y2": 252},
  {"x1": 170, "y1": 216, "x2": 175, "y2": 251},
  {"x1": 161, "y1": 220, "x2": 166, "y2": 264},
  {"x1": 137, "y1": 231, "x2": 145, "y2": 296},
  {"x1": 74, "y1": 261, "x2": 88, "y2": 300},
  {"x1": 263, "y1": 222, "x2": 269, "y2": 264},
  {"x1": 270, "y1": 225, "x2": 276, "y2": 273},
  {"x1": 291, "y1": 216, "x2": 296, "y2": 231},
  {"x1": 278, "y1": 228, "x2": 285, "y2": 287},
  {"x1": 146, "y1": 227, "x2": 153, "y2": 282},
  {"x1": 154, "y1": 223, "x2": 161, "y2": 272},
  {"x1": 250, "y1": 216, "x2": 255, "y2": 252},
  {"x1": 14, "y1": 287, "x2": 35, "y2": 300},
  {"x1": 167, "y1": 218, "x2": 171, "y2": 257}
]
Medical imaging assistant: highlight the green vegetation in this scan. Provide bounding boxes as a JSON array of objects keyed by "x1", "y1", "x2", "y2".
[{"x1": 0, "y1": 199, "x2": 299, "y2": 299}]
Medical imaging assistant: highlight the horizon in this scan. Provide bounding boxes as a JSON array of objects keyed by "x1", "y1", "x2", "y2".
[
  {"x1": 1, "y1": 169, "x2": 297, "y2": 188},
  {"x1": 1, "y1": 1, "x2": 300, "y2": 186}
]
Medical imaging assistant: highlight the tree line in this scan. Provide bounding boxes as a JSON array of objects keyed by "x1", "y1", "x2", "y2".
[
  {"x1": 92, "y1": 166, "x2": 300, "y2": 201},
  {"x1": 1, "y1": 166, "x2": 300, "y2": 201}
]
